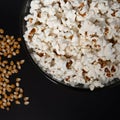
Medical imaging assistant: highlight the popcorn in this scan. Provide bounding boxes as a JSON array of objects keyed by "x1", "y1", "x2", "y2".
[
  {"x1": 24, "y1": 0, "x2": 120, "y2": 90},
  {"x1": 104, "y1": 43, "x2": 115, "y2": 60},
  {"x1": 41, "y1": 0, "x2": 58, "y2": 6},
  {"x1": 65, "y1": 10, "x2": 76, "y2": 22}
]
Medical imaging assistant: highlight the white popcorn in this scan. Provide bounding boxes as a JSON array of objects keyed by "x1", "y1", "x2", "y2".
[
  {"x1": 116, "y1": 55, "x2": 120, "y2": 61},
  {"x1": 65, "y1": 10, "x2": 76, "y2": 22},
  {"x1": 47, "y1": 16, "x2": 60, "y2": 28},
  {"x1": 104, "y1": 43, "x2": 115, "y2": 60},
  {"x1": 115, "y1": 44, "x2": 120, "y2": 53},
  {"x1": 30, "y1": 1, "x2": 40, "y2": 10},
  {"x1": 41, "y1": 0, "x2": 57, "y2": 6},
  {"x1": 70, "y1": 0, "x2": 82, "y2": 8},
  {"x1": 24, "y1": 0, "x2": 120, "y2": 90}
]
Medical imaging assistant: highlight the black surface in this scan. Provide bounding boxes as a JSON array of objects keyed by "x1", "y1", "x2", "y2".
[{"x1": 0, "y1": 0, "x2": 120, "y2": 120}]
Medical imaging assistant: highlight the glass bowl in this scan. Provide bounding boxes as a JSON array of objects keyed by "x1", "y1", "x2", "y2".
[{"x1": 20, "y1": 0, "x2": 120, "y2": 91}]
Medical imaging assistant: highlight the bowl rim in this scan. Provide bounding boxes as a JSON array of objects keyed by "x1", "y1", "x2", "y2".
[{"x1": 19, "y1": 0, "x2": 120, "y2": 92}]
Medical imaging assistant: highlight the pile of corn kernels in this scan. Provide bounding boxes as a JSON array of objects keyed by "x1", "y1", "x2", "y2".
[{"x1": 0, "y1": 28, "x2": 29, "y2": 111}]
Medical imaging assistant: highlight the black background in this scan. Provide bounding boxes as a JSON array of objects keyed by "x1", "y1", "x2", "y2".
[{"x1": 0, "y1": 0, "x2": 120, "y2": 120}]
